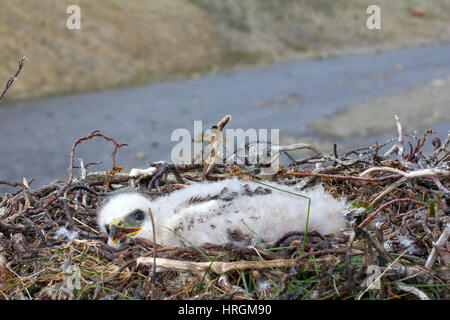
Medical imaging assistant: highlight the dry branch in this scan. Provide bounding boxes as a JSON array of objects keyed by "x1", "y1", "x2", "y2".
[
  {"x1": 137, "y1": 257, "x2": 295, "y2": 275},
  {"x1": 360, "y1": 167, "x2": 450, "y2": 179},
  {"x1": 358, "y1": 198, "x2": 427, "y2": 228},
  {"x1": 287, "y1": 172, "x2": 399, "y2": 182},
  {"x1": 424, "y1": 223, "x2": 449, "y2": 269},
  {"x1": 67, "y1": 130, "x2": 128, "y2": 186},
  {"x1": 395, "y1": 283, "x2": 430, "y2": 300},
  {"x1": 0, "y1": 57, "x2": 27, "y2": 101}
]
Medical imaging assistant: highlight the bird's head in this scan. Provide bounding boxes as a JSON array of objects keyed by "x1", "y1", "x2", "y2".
[{"x1": 97, "y1": 192, "x2": 153, "y2": 249}]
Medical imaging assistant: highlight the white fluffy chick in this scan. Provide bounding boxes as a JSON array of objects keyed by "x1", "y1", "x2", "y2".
[{"x1": 97, "y1": 179, "x2": 348, "y2": 249}]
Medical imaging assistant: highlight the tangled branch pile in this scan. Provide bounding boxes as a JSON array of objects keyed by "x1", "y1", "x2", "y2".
[{"x1": 0, "y1": 113, "x2": 448, "y2": 300}]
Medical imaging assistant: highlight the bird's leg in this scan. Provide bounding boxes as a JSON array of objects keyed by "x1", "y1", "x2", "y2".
[
  {"x1": 282, "y1": 151, "x2": 297, "y2": 167},
  {"x1": 153, "y1": 176, "x2": 162, "y2": 193},
  {"x1": 272, "y1": 230, "x2": 326, "y2": 248},
  {"x1": 170, "y1": 164, "x2": 184, "y2": 184},
  {"x1": 148, "y1": 162, "x2": 185, "y2": 193},
  {"x1": 147, "y1": 163, "x2": 164, "y2": 192},
  {"x1": 163, "y1": 170, "x2": 169, "y2": 186}
]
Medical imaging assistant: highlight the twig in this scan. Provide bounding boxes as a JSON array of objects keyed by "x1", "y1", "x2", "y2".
[
  {"x1": 432, "y1": 130, "x2": 450, "y2": 163},
  {"x1": 332, "y1": 141, "x2": 338, "y2": 166},
  {"x1": 424, "y1": 223, "x2": 449, "y2": 269},
  {"x1": 369, "y1": 176, "x2": 409, "y2": 205},
  {"x1": 72, "y1": 216, "x2": 100, "y2": 234},
  {"x1": 196, "y1": 242, "x2": 278, "y2": 260},
  {"x1": 0, "y1": 177, "x2": 34, "y2": 201},
  {"x1": 274, "y1": 143, "x2": 352, "y2": 167},
  {"x1": 356, "y1": 251, "x2": 406, "y2": 300},
  {"x1": 103, "y1": 260, "x2": 135, "y2": 283},
  {"x1": 395, "y1": 115, "x2": 404, "y2": 160},
  {"x1": 0, "y1": 56, "x2": 27, "y2": 101},
  {"x1": 288, "y1": 172, "x2": 399, "y2": 182},
  {"x1": 407, "y1": 129, "x2": 433, "y2": 161},
  {"x1": 358, "y1": 198, "x2": 427, "y2": 228},
  {"x1": 0, "y1": 221, "x2": 28, "y2": 236},
  {"x1": 360, "y1": 166, "x2": 449, "y2": 204},
  {"x1": 355, "y1": 227, "x2": 394, "y2": 264},
  {"x1": 148, "y1": 208, "x2": 157, "y2": 280},
  {"x1": 431, "y1": 177, "x2": 450, "y2": 195},
  {"x1": 345, "y1": 230, "x2": 357, "y2": 280},
  {"x1": 360, "y1": 167, "x2": 450, "y2": 179},
  {"x1": 65, "y1": 184, "x2": 102, "y2": 197},
  {"x1": 0, "y1": 179, "x2": 28, "y2": 189},
  {"x1": 395, "y1": 283, "x2": 430, "y2": 300},
  {"x1": 137, "y1": 257, "x2": 295, "y2": 275},
  {"x1": 67, "y1": 130, "x2": 128, "y2": 185},
  {"x1": 0, "y1": 250, "x2": 6, "y2": 284}
]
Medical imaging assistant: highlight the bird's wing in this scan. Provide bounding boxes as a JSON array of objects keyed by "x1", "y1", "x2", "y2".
[
  {"x1": 153, "y1": 179, "x2": 272, "y2": 213},
  {"x1": 151, "y1": 179, "x2": 348, "y2": 247}
]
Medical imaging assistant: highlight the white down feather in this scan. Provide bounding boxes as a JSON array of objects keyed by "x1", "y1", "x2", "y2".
[{"x1": 97, "y1": 178, "x2": 348, "y2": 248}]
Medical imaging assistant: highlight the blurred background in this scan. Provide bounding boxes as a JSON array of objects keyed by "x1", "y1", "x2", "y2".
[{"x1": 0, "y1": 0, "x2": 449, "y2": 192}]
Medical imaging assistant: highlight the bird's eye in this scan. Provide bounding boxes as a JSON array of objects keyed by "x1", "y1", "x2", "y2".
[{"x1": 133, "y1": 209, "x2": 145, "y2": 221}]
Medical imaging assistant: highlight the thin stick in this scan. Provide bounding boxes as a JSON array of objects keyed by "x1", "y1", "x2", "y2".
[
  {"x1": 287, "y1": 172, "x2": 399, "y2": 182},
  {"x1": 355, "y1": 227, "x2": 394, "y2": 264},
  {"x1": 0, "y1": 57, "x2": 27, "y2": 101},
  {"x1": 356, "y1": 251, "x2": 406, "y2": 300},
  {"x1": 0, "y1": 180, "x2": 28, "y2": 189},
  {"x1": 137, "y1": 257, "x2": 295, "y2": 275},
  {"x1": 431, "y1": 177, "x2": 450, "y2": 195},
  {"x1": 424, "y1": 224, "x2": 449, "y2": 269},
  {"x1": 332, "y1": 141, "x2": 338, "y2": 166},
  {"x1": 72, "y1": 216, "x2": 100, "y2": 234},
  {"x1": 274, "y1": 143, "x2": 349, "y2": 167},
  {"x1": 148, "y1": 208, "x2": 157, "y2": 280},
  {"x1": 358, "y1": 198, "x2": 427, "y2": 228},
  {"x1": 67, "y1": 130, "x2": 128, "y2": 185},
  {"x1": 359, "y1": 166, "x2": 449, "y2": 204},
  {"x1": 432, "y1": 130, "x2": 449, "y2": 161},
  {"x1": 360, "y1": 167, "x2": 450, "y2": 179},
  {"x1": 395, "y1": 283, "x2": 430, "y2": 300},
  {"x1": 395, "y1": 115, "x2": 404, "y2": 160},
  {"x1": 408, "y1": 129, "x2": 433, "y2": 161},
  {"x1": 370, "y1": 176, "x2": 409, "y2": 205}
]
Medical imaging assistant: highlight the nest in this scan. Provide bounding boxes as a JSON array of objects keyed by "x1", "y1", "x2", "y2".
[{"x1": 0, "y1": 118, "x2": 449, "y2": 300}]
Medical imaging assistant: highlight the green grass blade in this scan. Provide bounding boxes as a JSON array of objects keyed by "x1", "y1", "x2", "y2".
[{"x1": 249, "y1": 178, "x2": 311, "y2": 253}]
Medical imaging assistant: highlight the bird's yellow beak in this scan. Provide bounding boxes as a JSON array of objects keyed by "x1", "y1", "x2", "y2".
[{"x1": 109, "y1": 218, "x2": 142, "y2": 243}]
